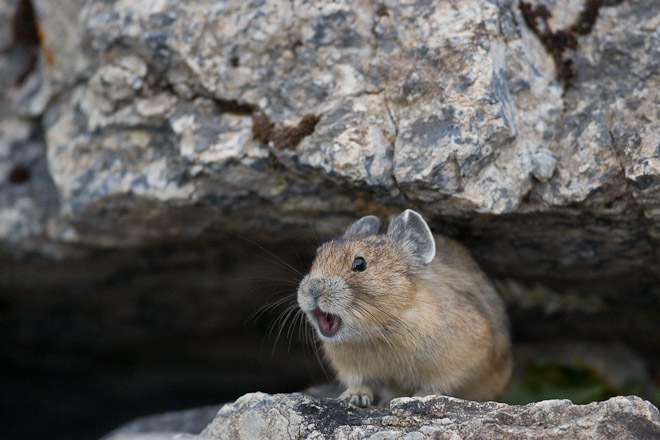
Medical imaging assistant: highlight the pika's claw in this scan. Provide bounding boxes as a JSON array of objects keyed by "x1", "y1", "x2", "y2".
[{"x1": 339, "y1": 386, "x2": 373, "y2": 407}]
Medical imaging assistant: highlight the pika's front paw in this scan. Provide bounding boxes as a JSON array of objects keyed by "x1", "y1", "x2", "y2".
[{"x1": 339, "y1": 386, "x2": 373, "y2": 407}]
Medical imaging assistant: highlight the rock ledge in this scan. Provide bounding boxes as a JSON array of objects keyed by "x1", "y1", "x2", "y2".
[{"x1": 107, "y1": 392, "x2": 660, "y2": 440}]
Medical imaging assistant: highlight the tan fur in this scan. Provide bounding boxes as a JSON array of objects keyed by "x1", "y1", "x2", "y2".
[{"x1": 297, "y1": 215, "x2": 513, "y2": 406}]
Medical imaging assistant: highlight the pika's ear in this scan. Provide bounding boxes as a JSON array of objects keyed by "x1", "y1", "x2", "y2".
[
  {"x1": 344, "y1": 215, "x2": 380, "y2": 237},
  {"x1": 386, "y1": 209, "x2": 435, "y2": 265}
]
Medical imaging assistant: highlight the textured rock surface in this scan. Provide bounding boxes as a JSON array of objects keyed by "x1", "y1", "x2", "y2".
[
  {"x1": 3, "y1": 0, "x2": 660, "y2": 439},
  {"x1": 100, "y1": 392, "x2": 660, "y2": 440},
  {"x1": 0, "y1": 0, "x2": 60, "y2": 255},
  {"x1": 1, "y1": 0, "x2": 659, "y2": 276},
  {"x1": 101, "y1": 405, "x2": 221, "y2": 440},
  {"x1": 200, "y1": 392, "x2": 660, "y2": 439},
  {"x1": 43, "y1": 0, "x2": 538, "y2": 233}
]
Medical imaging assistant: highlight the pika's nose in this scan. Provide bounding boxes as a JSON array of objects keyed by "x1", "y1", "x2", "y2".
[{"x1": 307, "y1": 278, "x2": 324, "y2": 298}]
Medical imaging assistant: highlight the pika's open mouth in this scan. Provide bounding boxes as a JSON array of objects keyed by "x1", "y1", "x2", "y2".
[{"x1": 314, "y1": 308, "x2": 342, "y2": 337}]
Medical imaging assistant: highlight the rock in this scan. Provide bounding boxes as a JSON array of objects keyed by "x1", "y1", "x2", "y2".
[
  {"x1": 103, "y1": 435, "x2": 194, "y2": 440},
  {"x1": 43, "y1": 0, "x2": 543, "y2": 229},
  {"x1": 531, "y1": 149, "x2": 557, "y2": 183},
  {"x1": 0, "y1": 0, "x2": 15, "y2": 52},
  {"x1": 0, "y1": 116, "x2": 60, "y2": 254},
  {"x1": 30, "y1": 0, "x2": 88, "y2": 89},
  {"x1": 0, "y1": 0, "x2": 652, "y2": 283},
  {"x1": 0, "y1": 0, "x2": 61, "y2": 257},
  {"x1": 199, "y1": 392, "x2": 660, "y2": 439},
  {"x1": 101, "y1": 405, "x2": 221, "y2": 440},
  {"x1": 3, "y1": 0, "x2": 660, "y2": 439}
]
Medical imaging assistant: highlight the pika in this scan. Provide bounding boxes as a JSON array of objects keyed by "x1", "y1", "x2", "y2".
[{"x1": 297, "y1": 209, "x2": 512, "y2": 407}]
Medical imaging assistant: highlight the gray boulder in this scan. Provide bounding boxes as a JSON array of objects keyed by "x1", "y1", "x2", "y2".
[
  {"x1": 206, "y1": 393, "x2": 660, "y2": 439},
  {"x1": 104, "y1": 392, "x2": 660, "y2": 440},
  {"x1": 1, "y1": 0, "x2": 657, "y2": 284}
]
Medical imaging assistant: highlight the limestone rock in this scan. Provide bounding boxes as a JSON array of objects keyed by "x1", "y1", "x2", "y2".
[
  {"x1": 0, "y1": 0, "x2": 60, "y2": 256},
  {"x1": 43, "y1": 0, "x2": 548, "y2": 223},
  {"x1": 200, "y1": 392, "x2": 660, "y2": 439},
  {"x1": 40, "y1": 0, "x2": 545, "y2": 224},
  {"x1": 101, "y1": 405, "x2": 221, "y2": 440},
  {"x1": 0, "y1": 0, "x2": 654, "y2": 284},
  {"x1": 0, "y1": 0, "x2": 657, "y2": 282},
  {"x1": 0, "y1": 116, "x2": 59, "y2": 253}
]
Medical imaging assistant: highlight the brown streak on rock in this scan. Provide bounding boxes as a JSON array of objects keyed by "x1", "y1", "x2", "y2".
[
  {"x1": 571, "y1": 0, "x2": 604, "y2": 35},
  {"x1": 214, "y1": 98, "x2": 256, "y2": 115},
  {"x1": 252, "y1": 113, "x2": 274, "y2": 143},
  {"x1": 520, "y1": 0, "x2": 605, "y2": 85},
  {"x1": 271, "y1": 114, "x2": 320, "y2": 150},
  {"x1": 36, "y1": 20, "x2": 54, "y2": 67}
]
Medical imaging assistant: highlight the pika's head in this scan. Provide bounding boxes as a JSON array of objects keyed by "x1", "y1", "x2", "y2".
[{"x1": 297, "y1": 209, "x2": 436, "y2": 344}]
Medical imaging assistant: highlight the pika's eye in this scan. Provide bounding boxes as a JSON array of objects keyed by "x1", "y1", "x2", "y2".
[{"x1": 352, "y1": 257, "x2": 367, "y2": 272}]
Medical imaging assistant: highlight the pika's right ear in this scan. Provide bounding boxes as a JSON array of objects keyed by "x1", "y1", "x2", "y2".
[
  {"x1": 344, "y1": 215, "x2": 380, "y2": 238},
  {"x1": 387, "y1": 209, "x2": 435, "y2": 265}
]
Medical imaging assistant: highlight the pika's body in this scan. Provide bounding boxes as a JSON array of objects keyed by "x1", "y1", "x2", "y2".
[{"x1": 297, "y1": 210, "x2": 512, "y2": 406}]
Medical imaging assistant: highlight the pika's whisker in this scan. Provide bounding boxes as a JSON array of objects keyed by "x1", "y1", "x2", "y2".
[
  {"x1": 248, "y1": 294, "x2": 296, "y2": 323},
  {"x1": 227, "y1": 231, "x2": 304, "y2": 277}
]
